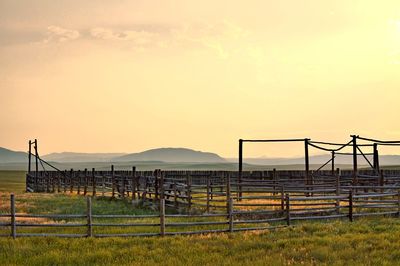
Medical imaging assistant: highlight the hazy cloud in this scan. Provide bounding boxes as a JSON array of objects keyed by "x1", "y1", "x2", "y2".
[
  {"x1": 44, "y1": 26, "x2": 80, "y2": 43},
  {"x1": 90, "y1": 27, "x2": 156, "y2": 45}
]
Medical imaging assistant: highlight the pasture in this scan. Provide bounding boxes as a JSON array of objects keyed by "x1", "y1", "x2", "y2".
[{"x1": 1, "y1": 171, "x2": 400, "y2": 265}]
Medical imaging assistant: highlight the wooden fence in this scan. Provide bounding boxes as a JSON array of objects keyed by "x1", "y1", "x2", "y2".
[
  {"x1": 2, "y1": 169, "x2": 400, "y2": 238},
  {"x1": 1, "y1": 190, "x2": 399, "y2": 238}
]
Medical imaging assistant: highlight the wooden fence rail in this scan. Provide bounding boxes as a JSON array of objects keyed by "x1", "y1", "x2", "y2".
[{"x1": 2, "y1": 187, "x2": 400, "y2": 238}]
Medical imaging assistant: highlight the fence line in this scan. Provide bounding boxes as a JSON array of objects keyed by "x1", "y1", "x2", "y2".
[{"x1": 2, "y1": 186, "x2": 400, "y2": 238}]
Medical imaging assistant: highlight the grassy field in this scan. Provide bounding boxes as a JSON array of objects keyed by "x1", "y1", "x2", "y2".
[{"x1": 1, "y1": 171, "x2": 400, "y2": 265}]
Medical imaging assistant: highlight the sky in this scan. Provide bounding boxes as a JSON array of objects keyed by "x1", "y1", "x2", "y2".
[{"x1": 1, "y1": 0, "x2": 400, "y2": 158}]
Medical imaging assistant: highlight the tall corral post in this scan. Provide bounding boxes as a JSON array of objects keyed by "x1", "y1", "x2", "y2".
[
  {"x1": 304, "y1": 138, "x2": 310, "y2": 196},
  {"x1": 352, "y1": 135, "x2": 358, "y2": 185},
  {"x1": 331, "y1": 151, "x2": 335, "y2": 176},
  {"x1": 160, "y1": 199, "x2": 165, "y2": 237},
  {"x1": 349, "y1": 190, "x2": 353, "y2": 222},
  {"x1": 92, "y1": 168, "x2": 96, "y2": 196},
  {"x1": 10, "y1": 194, "x2": 16, "y2": 239},
  {"x1": 131, "y1": 167, "x2": 137, "y2": 201},
  {"x1": 86, "y1": 197, "x2": 93, "y2": 237},
  {"x1": 238, "y1": 139, "x2": 243, "y2": 201},
  {"x1": 285, "y1": 193, "x2": 291, "y2": 226},
  {"x1": 34, "y1": 139, "x2": 38, "y2": 191},
  {"x1": 28, "y1": 140, "x2": 32, "y2": 173},
  {"x1": 111, "y1": 165, "x2": 115, "y2": 198},
  {"x1": 373, "y1": 143, "x2": 380, "y2": 174}
]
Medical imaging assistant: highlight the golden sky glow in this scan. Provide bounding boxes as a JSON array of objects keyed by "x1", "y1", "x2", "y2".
[{"x1": 1, "y1": 1, "x2": 400, "y2": 157}]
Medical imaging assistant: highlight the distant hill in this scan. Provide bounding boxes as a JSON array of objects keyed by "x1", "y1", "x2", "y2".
[
  {"x1": 42, "y1": 152, "x2": 127, "y2": 163},
  {"x1": 114, "y1": 148, "x2": 226, "y2": 163},
  {"x1": 0, "y1": 147, "x2": 27, "y2": 163}
]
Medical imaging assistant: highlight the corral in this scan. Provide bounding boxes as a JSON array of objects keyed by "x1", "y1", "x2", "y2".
[{"x1": 3, "y1": 135, "x2": 400, "y2": 238}]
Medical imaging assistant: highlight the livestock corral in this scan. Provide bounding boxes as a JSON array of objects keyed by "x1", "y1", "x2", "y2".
[{"x1": 3, "y1": 135, "x2": 400, "y2": 238}]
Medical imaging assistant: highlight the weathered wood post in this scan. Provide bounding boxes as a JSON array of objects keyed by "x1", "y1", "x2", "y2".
[
  {"x1": 111, "y1": 165, "x2": 115, "y2": 198},
  {"x1": 122, "y1": 172, "x2": 126, "y2": 198},
  {"x1": 92, "y1": 168, "x2": 96, "y2": 196},
  {"x1": 28, "y1": 140, "x2": 32, "y2": 173},
  {"x1": 160, "y1": 199, "x2": 165, "y2": 237},
  {"x1": 226, "y1": 172, "x2": 231, "y2": 213},
  {"x1": 10, "y1": 194, "x2": 16, "y2": 239},
  {"x1": 397, "y1": 188, "x2": 400, "y2": 218},
  {"x1": 173, "y1": 181, "x2": 178, "y2": 208},
  {"x1": 273, "y1": 168, "x2": 277, "y2": 195},
  {"x1": 335, "y1": 168, "x2": 341, "y2": 213},
  {"x1": 160, "y1": 171, "x2": 165, "y2": 205},
  {"x1": 285, "y1": 193, "x2": 290, "y2": 226},
  {"x1": 154, "y1": 169, "x2": 159, "y2": 201},
  {"x1": 83, "y1": 168, "x2": 88, "y2": 196},
  {"x1": 69, "y1": 169, "x2": 74, "y2": 193},
  {"x1": 86, "y1": 197, "x2": 93, "y2": 237},
  {"x1": 331, "y1": 151, "x2": 335, "y2": 176},
  {"x1": 102, "y1": 174, "x2": 105, "y2": 197},
  {"x1": 34, "y1": 139, "x2": 38, "y2": 191},
  {"x1": 206, "y1": 175, "x2": 210, "y2": 213},
  {"x1": 373, "y1": 143, "x2": 380, "y2": 175},
  {"x1": 238, "y1": 139, "x2": 243, "y2": 201},
  {"x1": 131, "y1": 167, "x2": 136, "y2": 201},
  {"x1": 186, "y1": 173, "x2": 192, "y2": 211},
  {"x1": 349, "y1": 190, "x2": 353, "y2": 222},
  {"x1": 352, "y1": 135, "x2": 358, "y2": 185},
  {"x1": 228, "y1": 197, "x2": 234, "y2": 233},
  {"x1": 63, "y1": 170, "x2": 67, "y2": 193},
  {"x1": 304, "y1": 138, "x2": 310, "y2": 196},
  {"x1": 77, "y1": 170, "x2": 81, "y2": 195}
]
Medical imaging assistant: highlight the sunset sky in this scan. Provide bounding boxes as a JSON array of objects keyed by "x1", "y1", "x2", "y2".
[{"x1": 1, "y1": 1, "x2": 400, "y2": 158}]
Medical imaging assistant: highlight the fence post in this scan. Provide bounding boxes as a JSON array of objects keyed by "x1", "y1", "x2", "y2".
[
  {"x1": 280, "y1": 185, "x2": 285, "y2": 211},
  {"x1": 86, "y1": 197, "x2": 93, "y2": 237},
  {"x1": 273, "y1": 168, "x2": 277, "y2": 195},
  {"x1": 69, "y1": 169, "x2": 74, "y2": 193},
  {"x1": 111, "y1": 165, "x2": 115, "y2": 198},
  {"x1": 77, "y1": 170, "x2": 81, "y2": 195},
  {"x1": 122, "y1": 171, "x2": 126, "y2": 198},
  {"x1": 10, "y1": 194, "x2": 16, "y2": 239},
  {"x1": 228, "y1": 197, "x2": 234, "y2": 233},
  {"x1": 397, "y1": 188, "x2": 400, "y2": 218},
  {"x1": 132, "y1": 167, "x2": 136, "y2": 201},
  {"x1": 335, "y1": 168, "x2": 341, "y2": 213},
  {"x1": 206, "y1": 175, "x2": 210, "y2": 213},
  {"x1": 102, "y1": 174, "x2": 105, "y2": 197},
  {"x1": 173, "y1": 181, "x2": 178, "y2": 208},
  {"x1": 160, "y1": 199, "x2": 165, "y2": 237},
  {"x1": 92, "y1": 168, "x2": 96, "y2": 197},
  {"x1": 226, "y1": 172, "x2": 231, "y2": 212},
  {"x1": 160, "y1": 171, "x2": 165, "y2": 204},
  {"x1": 63, "y1": 170, "x2": 67, "y2": 193},
  {"x1": 349, "y1": 190, "x2": 353, "y2": 222},
  {"x1": 83, "y1": 168, "x2": 88, "y2": 196},
  {"x1": 285, "y1": 193, "x2": 290, "y2": 226},
  {"x1": 187, "y1": 173, "x2": 192, "y2": 212}
]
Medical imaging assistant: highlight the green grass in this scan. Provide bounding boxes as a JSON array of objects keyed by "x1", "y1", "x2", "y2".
[{"x1": 2, "y1": 171, "x2": 400, "y2": 265}]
